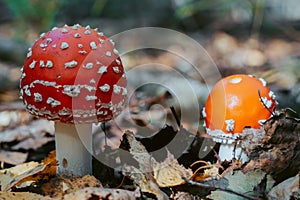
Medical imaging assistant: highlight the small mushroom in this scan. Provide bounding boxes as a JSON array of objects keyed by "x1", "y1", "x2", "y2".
[
  {"x1": 203, "y1": 74, "x2": 277, "y2": 162},
  {"x1": 20, "y1": 24, "x2": 127, "y2": 176}
]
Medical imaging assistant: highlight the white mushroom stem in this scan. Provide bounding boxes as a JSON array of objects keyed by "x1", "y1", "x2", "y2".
[
  {"x1": 218, "y1": 142, "x2": 248, "y2": 163},
  {"x1": 55, "y1": 122, "x2": 92, "y2": 176},
  {"x1": 207, "y1": 129, "x2": 249, "y2": 163}
]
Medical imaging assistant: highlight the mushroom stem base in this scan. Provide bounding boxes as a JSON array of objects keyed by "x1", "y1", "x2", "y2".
[
  {"x1": 218, "y1": 143, "x2": 248, "y2": 163},
  {"x1": 55, "y1": 122, "x2": 92, "y2": 176}
]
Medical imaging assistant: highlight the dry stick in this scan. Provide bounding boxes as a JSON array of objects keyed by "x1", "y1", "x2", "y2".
[
  {"x1": 170, "y1": 106, "x2": 181, "y2": 127},
  {"x1": 182, "y1": 177, "x2": 260, "y2": 200},
  {"x1": 258, "y1": 90, "x2": 275, "y2": 117}
]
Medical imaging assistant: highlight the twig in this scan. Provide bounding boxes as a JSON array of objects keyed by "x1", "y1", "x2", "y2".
[
  {"x1": 170, "y1": 106, "x2": 181, "y2": 127},
  {"x1": 182, "y1": 177, "x2": 260, "y2": 200},
  {"x1": 258, "y1": 90, "x2": 275, "y2": 117}
]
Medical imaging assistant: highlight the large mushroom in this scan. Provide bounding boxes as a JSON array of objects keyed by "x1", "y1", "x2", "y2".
[
  {"x1": 20, "y1": 24, "x2": 127, "y2": 176},
  {"x1": 202, "y1": 74, "x2": 276, "y2": 162}
]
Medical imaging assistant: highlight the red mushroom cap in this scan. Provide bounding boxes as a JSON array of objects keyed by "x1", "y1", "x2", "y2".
[{"x1": 20, "y1": 24, "x2": 127, "y2": 123}]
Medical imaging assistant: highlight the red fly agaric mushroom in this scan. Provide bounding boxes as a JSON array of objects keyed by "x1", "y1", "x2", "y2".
[
  {"x1": 202, "y1": 74, "x2": 276, "y2": 162},
  {"x1": 20, "y1": 24, "x2": 127, "y2": 176}
]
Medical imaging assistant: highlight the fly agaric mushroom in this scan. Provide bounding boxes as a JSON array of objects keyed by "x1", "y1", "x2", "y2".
[
  {"x1": 202, "y1": 74, "x2": 276, "y2": 162},
  {"x1": 20, "y1": 24, "x2": 127, "y2": 176}
]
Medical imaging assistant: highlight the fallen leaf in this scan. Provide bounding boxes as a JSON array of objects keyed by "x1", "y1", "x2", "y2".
[
  {"x1": 0, "y1": 119, "x2": 54, "y2": 143},
  {"x1": 152, "y1": 151, "x2": 193, "y2": 187},
  {"x1": 12, "y1": 137, "x2": 53, "y2": 150},
  {"x1": 0, "y1": 161, "x2": 39, "y2": 191},
  {"x1": 64, "y1": 187, "x2": 139, "y2": 200},
  {"x1": 121, "y1": 131, "x2": 193, "y2": 199},
  {"x1": 122, "y1": 164, "x2": 164, "y2": 198},
  {"x1": 0, "y1": 125, "x2": 32, "y2": 143},
  {"x1": 0, "y1": 110, "x2": 32, "y2": 131},
  {"x1": 121, "y1": 131, "x2": 169, "y2": 199},
  {"x1": 39, "y1": 174, "x2": 102, "y2": 198},
  {"x1": 268, "y1": 174, "x2": 299, "y2": 199},
  {"x1": 210, "y1": 170, "x2": 274, "y2": 200},
  {"x1": 0, "y1": 151, "x2": 57, "y2": 191},
  {"x1": 0, "y1": 150, "x2": 28, "y2": 165},
  {"x1": 122, "y1": 131, "x2": 193, "y2": 186},
  {"x1": 242, "y1": 113, "x2": 300, "y2": 182},
  {"x1": 41, "y1": 150, "x2": 56, "y2": 175}
]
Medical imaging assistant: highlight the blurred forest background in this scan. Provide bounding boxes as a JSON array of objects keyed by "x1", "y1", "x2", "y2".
[{"x1": 0, "y1": 0, "x2": 300, "y2": 117}]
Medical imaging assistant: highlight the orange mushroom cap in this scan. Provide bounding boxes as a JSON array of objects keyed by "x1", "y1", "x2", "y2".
[{"x1": 203, "y1": 74, "x2": 276, "y2": 138}]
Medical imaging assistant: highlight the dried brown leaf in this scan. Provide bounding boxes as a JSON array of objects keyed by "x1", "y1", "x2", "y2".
[
  {"x1": 242, "y1": 113, "x2": 300, "y2": 181},
  {"x1": 122, "y1": 164, "x2": 166, "y2": 199},
  {"x1": 268, "y1": 174, "x2": 299, "y2": 199},
  {"x1": 41, "y1": 150, "x2": 56, "y2": 175},
  {"x1": 121, "y1": 131, "x2": 193, "y2": 199},
  {"x1": 123, "y1": 130, "x2": 152, "y2": 173},
  {"x1": 40, "y1": 175, "x2": 102, "y2": 198},
  {"x1": 0, "y1": 110, "x2": 32, "y2": 131},
  {"x1": 12, "y1": 137, "x2": 53, "y2": 150},
  {"x1": 121, "y1": 131, "x2": 168, "y2": 199},
  {"x1": 0, "y1": 150, "x2": 28, "y2": 165},
  {"x1": 123, "y1": 131, "x2": 193, "y2": 187},
  {"x1": 0, "y1": 161, "x2": 39, "y2": 191},
  {"x1": 152, "y1": 151, "x2": 192, "y2": 187},
  {"x1": 0, "y1": 125, "x2": 32, "y2": 143},
  {"x1": 0, "y1": 119, "x2": 54, "y2": 143},
  {"x1": 0, "y1": 151, "x2": 57, "y2": 191}
]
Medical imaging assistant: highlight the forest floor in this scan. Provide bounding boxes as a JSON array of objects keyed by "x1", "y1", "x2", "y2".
[{"x1": 0, "y1": 21, "x2": 299, "y2": 199}]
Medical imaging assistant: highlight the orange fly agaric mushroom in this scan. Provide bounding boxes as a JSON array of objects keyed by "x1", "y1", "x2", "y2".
[
  {"x1": 202, "y1": 74, "x2": 277, "y2": 162},
  {"x1": 20, "y1": 24, "x2": 127, "y2": 176}
]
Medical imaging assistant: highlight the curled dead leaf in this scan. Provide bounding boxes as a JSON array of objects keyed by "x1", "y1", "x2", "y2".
[
  {"x1": 0, "y1": 151, "x2": 57, "y2": 191},
  {"x1": 241, "y1": 113, "x2": 300, "y2": 182}
]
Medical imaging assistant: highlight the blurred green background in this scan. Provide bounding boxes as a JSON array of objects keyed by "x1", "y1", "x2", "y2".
[{"x1": 1, "y1": 0, "x2": 300, "y2": 41}]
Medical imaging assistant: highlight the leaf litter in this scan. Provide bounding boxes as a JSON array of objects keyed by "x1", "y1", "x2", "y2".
[
  {"x1": 0, "y1": 96, "x2": 299, "y2": 199},
  {"x1": 0, "y1": 106, "x2": 54, "y2": 167}
]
